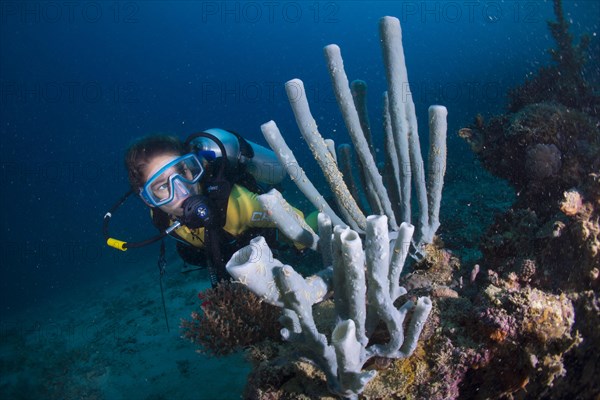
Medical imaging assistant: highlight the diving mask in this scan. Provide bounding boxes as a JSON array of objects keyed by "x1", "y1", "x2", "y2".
[{"x1": 140, "y1": 153, "x2": 204, "y2": 207}]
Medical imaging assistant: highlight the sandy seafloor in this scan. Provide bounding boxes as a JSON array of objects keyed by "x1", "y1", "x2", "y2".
[
  {"x1": 0, "y1": 246, "x2": 251, "y2": 400},
  {"x1": 0, "y1": 161, "x2": 513, "y2": 400}
]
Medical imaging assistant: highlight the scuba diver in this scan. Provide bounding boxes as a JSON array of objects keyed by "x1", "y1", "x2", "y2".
[{"x1": 104, "y1": 128, "x2": 313, "y2": 288}]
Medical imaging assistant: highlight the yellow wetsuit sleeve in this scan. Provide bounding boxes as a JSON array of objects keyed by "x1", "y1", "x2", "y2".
[
  {"x1": 223, "y1": 184, "x2": 305, "y2": 236},
  {"x1": 225, "y1": 185, "x2": 308, "y2": 249},
  {"x1": 154, "y1": 185, "x2": 307, "y2": 249}
]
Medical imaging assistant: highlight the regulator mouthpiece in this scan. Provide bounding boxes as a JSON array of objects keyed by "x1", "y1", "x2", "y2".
[{"x1": 181, "y1": 195, "x2": 212, "y2": 229}]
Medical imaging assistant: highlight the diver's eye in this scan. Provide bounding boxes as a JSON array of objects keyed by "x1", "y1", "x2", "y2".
[
  {"x1": 152, "y1": 181, "x2": 170, "y2": 198},
  {"x1": 177, "y1": 165, "x2": 194, "y2": 180},
  {"x1": 183, "y1": 167, "x2": 194, "y2": 179}
]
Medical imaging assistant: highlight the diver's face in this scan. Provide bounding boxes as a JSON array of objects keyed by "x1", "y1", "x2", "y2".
[{"x1": 143, "y1": 153, "x2": 191, "y2": 217}]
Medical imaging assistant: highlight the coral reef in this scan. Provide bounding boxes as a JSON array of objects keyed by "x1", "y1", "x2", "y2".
[
  {"x1": 180, "y1": 281, "x2": 281, "y2": 356},
  {"x1": 460, "y1": 14, "x2": 600, "y2": 293},
  {"x1": 458, "y1": 280, "x2": 580, "y2": 398},
  {"x1": 182, "y1": 2, "x2": 598, "y2": 399},
  {"x1": 460, "y1": 102, "x2": 599, "y2": 218},
  {"x1": 454, "y1": 1, "x2": 600, "y2": 398}
]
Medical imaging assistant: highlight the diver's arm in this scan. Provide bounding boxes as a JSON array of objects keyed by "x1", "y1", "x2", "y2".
[{"x1": 224, "y1": 185, "x2": 305, "y2": 235}]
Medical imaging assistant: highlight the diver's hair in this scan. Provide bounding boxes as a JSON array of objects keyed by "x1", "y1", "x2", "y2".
[{"x1": 125, "y1": 135, "x2": 184, "y2": 190}]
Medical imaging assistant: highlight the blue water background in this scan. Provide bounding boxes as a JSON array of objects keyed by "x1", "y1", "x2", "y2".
[{"x1": 1, "y1": 1, "x2": 598, "y2": 313}]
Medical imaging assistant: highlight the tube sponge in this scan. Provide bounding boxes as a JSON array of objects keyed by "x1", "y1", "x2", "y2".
[{"x1": 227, "y1": 213, "x2": 431, "y2": 398}]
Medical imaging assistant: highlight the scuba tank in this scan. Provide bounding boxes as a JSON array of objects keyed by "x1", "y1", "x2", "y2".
[{"x1": 190, "y1": 128, "x2": 287, "y2": 185}]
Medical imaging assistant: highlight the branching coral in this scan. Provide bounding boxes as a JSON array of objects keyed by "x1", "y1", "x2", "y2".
[{"x1": 180, "y1": 281, "x2": 281, "y2": 356}]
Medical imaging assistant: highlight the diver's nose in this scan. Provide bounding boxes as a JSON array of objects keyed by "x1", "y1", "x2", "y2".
[{"x1": 172, "y1": 178, "x2": 191, "y2": 199}]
